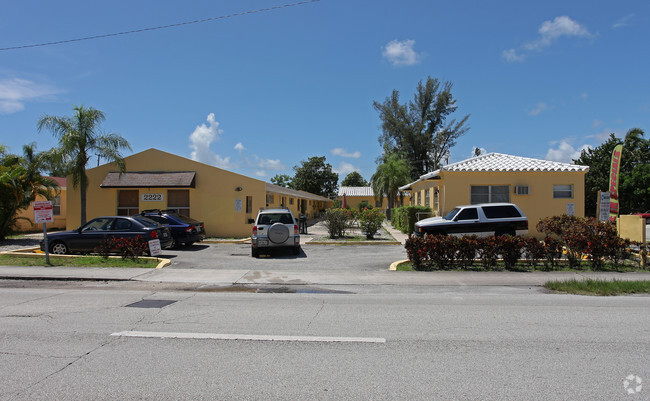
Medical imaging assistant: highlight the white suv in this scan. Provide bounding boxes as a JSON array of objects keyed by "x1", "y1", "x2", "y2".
[{"x1": 251, "y1": 208, "x2": 301, "y2": 257}]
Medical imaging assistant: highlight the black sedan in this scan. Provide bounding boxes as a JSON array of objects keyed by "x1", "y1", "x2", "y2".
[
  {"x1": 140, "y1": 210, "x2": 206, "y2": 248},
  {"x1": 40, "y1": 216, "x2": 173, "y2": 255}
]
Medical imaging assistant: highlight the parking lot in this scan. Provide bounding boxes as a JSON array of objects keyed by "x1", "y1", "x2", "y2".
[{"x1": 159, "y1": 242, "x2": 407, "y2": 271}]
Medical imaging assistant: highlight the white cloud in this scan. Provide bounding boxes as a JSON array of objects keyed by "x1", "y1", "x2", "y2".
[
  {"x1": 503, "y1": 16, "x2": 592, "y2": 62},
  {"x1": 528, "y1": 102, "x2": 548, "y2": 116},
  {"x1": 331, "y1": 147, "x2": 361, "y2": 158},
  {"x1": 502, "y1": 49, "x2": 525, "y2": 63},
  {"x1": 612, "y1": 14, "x2": 634, "y2": 29},
  {"x1": 382, "y1": 39, "x2": 421, "y2": 66},
  {"x1": 257, "y1": 158, "x2": 285, "y2": 170},
  {"x1": 0, "y1": 77, "x2": 59, "y2": 114},
  {"x1": 546, "y1": 140, "x2": 591, "y2": 163},
  {"x1": 188, "y1": 113, "x2": 234, "y2": 169},
  {"x1": 255, "y1": 170, "x2": 267, "y2": 177},
  {"x1": 234, "y1": 142, "x2": 245, "y2": 151},
  {"x1": 333, "y1": 161, "x2": 358, "y2": 177},
  {"x1": 471, "y1": 147, "x2": 487, "y2": 157}
]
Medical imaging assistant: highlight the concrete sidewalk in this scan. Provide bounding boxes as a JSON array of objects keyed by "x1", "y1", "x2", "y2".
[{"x1": 2, "y1": 265, "x2": 650, "y2": 287}]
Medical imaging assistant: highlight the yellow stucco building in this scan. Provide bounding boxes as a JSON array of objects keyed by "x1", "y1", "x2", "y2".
[
  {"x1": 14, "y1": 177, "x2": 67, "y2": 232},
  {"x1": 399, "y1": 153, "x2": 589, "y2": 237},
  {"x1": 337, "y1": 186, "x2": 410, "y2": 213},
  {"x1": 66, "y1": 148, "x2": 332, "y2": 237}
]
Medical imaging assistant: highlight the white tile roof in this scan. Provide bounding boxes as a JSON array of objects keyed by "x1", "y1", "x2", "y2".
[
  {"x1": 338, "y1": 186, "x2": 374, "y2": 197},
  {"x1": 402, "y1": 152, "x2": 589, "y2": 189}
]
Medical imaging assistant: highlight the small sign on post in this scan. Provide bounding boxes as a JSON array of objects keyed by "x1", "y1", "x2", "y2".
[
  {"x1": 33, "y1": 201, "x2": 54, "y2": 265},
  {"x1": 148, "y1": 239, "x2": 162, "y2": 257},
  {"x1": 597, "y1": 191, "x2": 611, "y2": 222}
]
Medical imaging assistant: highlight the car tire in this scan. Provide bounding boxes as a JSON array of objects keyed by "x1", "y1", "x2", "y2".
[
  {"x1": 268, "y1": 223, "x2": 290, "y2": 244},
  {"x1": 251, "y1": 247, "x2": 259, "y2": 258},
  {"x1": 170, "y1": 237, "x2": 178, "y2": 249},
  {"x1": 50, "y1": 241, "x2": 68, "y2": 255}
]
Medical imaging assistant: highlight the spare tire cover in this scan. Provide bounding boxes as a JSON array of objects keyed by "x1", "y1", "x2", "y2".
[{"x1": 268, "y1": 223, "x2": 290, "y2": 244}]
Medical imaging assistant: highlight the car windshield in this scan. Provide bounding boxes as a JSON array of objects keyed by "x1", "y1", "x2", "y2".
[
  {"x1": 133, "y1": 216, "x2": 160, "y2": 227},
  {"x1": 444, "y1": 208, "x2": 460, "y2": 220},
  {"x1": 258, "y1": 213, "x2": 294, "y2": 225}
]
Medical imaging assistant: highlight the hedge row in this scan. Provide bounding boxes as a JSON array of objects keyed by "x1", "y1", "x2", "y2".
[{"x1": 391, "y1": 206, "x2": 432, "y2": 234}]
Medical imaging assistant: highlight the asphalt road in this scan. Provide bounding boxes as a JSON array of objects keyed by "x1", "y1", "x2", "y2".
[
  {"x1": 1, "y1": 283, "x2": 648, "y2": 400},
  {"x1": 161, "y1": 243, "x2": 408, "y2": 271}
]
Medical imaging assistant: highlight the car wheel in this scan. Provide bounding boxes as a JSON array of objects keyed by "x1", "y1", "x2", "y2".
[
  {"x1": 268, "y1": 223, "x2": 290, "y2": 244},
  {"x1": 293, "y1": 246, "x2": 300, "y2": 256},
  {"x1": 169, "y1": 237, "x2": 178, "y2": 249},
  {"x1": 50, "y1": 241, "x2": 68, "y2": 255},
  {"x1": 252, "y1": 247, "x2": 259, "y2": 258}
]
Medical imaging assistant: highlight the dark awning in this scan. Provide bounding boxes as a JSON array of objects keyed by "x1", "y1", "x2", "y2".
[{"x1": 100, "y1": 172, "x2": 196, "y2": 188}]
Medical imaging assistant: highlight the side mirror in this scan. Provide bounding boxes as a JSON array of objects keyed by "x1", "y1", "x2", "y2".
[{"x1": 248, "y1": 218, "x2": 255, "y2": 224}]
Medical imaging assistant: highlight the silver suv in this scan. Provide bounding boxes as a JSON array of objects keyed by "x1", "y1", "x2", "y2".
[{"x1": 251, "y1": 208, "x2": 301, "y2": 257}]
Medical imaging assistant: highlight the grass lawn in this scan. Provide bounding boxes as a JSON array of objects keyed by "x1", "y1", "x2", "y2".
[
  {"x1": 544, "y1": 279, "x2": 650, "y2": 296},
  {"x1": 0, "y1": 254, "x2": 159, "y2": 268}
]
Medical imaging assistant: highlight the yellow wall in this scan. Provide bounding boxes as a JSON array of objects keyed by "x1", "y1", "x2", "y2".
[
  {"x1": 407, "y1": 171, "x2": 586, "y2": 237},
  {"x1": 14, "y1": 187, "x2": 67, "y2": 232},
  {"x1": 66, "y1": 149, "x2": 267, "y2": 237},
  {"x1": 338, "y1": 194, "x2": 411, "y2": 213}
]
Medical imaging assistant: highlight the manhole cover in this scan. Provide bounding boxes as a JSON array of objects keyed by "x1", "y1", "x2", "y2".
[{"x1": 125, "y1": 300, "x2": 177, "y2": 308}]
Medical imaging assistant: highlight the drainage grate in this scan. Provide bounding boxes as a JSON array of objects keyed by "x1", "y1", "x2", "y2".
[{"x1": 125, "y1": 299, "x2": 177, "y2": 308}]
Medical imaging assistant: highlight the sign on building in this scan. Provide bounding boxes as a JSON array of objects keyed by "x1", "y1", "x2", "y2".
[
  {"x1": 598, "y1": 191, "x2": 611, "y2": 222},
  {"x1": 33, "y1": 201, "x2": 54, "y2": 223}
]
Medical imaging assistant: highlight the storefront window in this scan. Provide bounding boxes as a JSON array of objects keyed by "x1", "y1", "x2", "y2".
[
  {"x1": 168, "y1": 190, "x2": 190, "y2": 216},
  {"x1": 118, "y1": 190, "x2": 139, "y2": 216}
]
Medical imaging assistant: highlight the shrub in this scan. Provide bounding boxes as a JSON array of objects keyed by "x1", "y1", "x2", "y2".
[
  {"x1": 405, "y1": 235, "x2": 429, "y2": 271},
  {"x1": 542, "y1": 236, "x2": 563, "y2": 269},
  {"x1": 521, "y1": 237, "x2": 545, "y2": 267},
  {"x1": 477, "y1": 236, "x2": 500, "y2": 270},
  {"x1": 498, "y1": 235, "x2": 523, "y2": 270},
  {"x1": 323, "y1": 208, "x2": 354, "y2": 238},
  {"x1": 358, "y1": 201, "x2": 373, "y2": 211},
  {"x1": 457, "y1": 235, "x2": 479, "y2": 269},
  {"x1": 358, "y1": 208, "x2": 385, "y2": 239},
  {"x1": 94, "y1": 235, "x2": 149, "y2": 260},
  {"x1": 392, "y1": 206, "x2": 433, "y2": 234}
]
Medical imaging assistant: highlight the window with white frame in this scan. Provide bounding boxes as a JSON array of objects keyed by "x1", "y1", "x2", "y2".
[
  {"x1": 425, "y1": 189, "x2": 430, "y2": 207},
  {"x1": 52, "y1": 196, "x2": 61, "y2": 216},
  {"x1": 470, "y1": 185, "x2": 510, "y2": 204},
  {"x1": 553, "y1": 184, "x2": 573, "y2": 199}
]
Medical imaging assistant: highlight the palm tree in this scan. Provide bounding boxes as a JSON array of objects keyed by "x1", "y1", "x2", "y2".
[
  {"x1": 371, "y1": 153, "x2": 412, "y2": 220},
  {"x1": 38, "y1": 105, "x2": 131, "y2": 224},
  {"x1": 0, "y1": 145, "x2": 58, "y2": 240}
]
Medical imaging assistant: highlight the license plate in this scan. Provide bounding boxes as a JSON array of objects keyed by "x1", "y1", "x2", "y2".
[{"x1": 258, "y1": 239, "x2": 268, "y2": 246}]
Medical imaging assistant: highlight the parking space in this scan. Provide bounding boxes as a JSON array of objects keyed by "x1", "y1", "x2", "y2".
[{"x1": 159, "y1": 243, "x2": 407, "y2": 271}]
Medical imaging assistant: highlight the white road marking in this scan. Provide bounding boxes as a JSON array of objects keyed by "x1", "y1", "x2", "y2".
[{"x1": 111, "y1": 330, "x2": 386, "y2": 343}]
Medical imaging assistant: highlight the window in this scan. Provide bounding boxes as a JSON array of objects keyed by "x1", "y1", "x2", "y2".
[
  {"x1": 456, "y1": 208, "x2": 478, "y2": 220},
  {"x1": 375, "y1": 198, "x2": 383, "y2": 208},
  {"x1": 168, "y1": 189, "x2": 190, "y2": 216},
  {"x1": 266, "y1": 194, "x2": 274, "y2": 204},
  {"x1": 483, "y1": 205, "x2": 522, "y2": 218},
  {"x1": 117, "y1": 190, "x2": 139, "y2": 216},
  {"x1": 470, "y1": 185, "x2": 510, "y2": 204},
  {"x1": 425, "y1": 190, "x2": 430, "y2": 207},
  {"x1": 433, "y1": 189, "x2": 439, "y2": 213},
  {"x1": 52, "y1": 196, "x2": 61, "y2": 216},
  {"x1": 289, "y1": 198, "x2": 294, "y2": 205},
  {"x1": 553, "y1": 185, "x2": 573, "y2": 199},
  {"x1": 246, "y1": 196, "x2": 253, "y2": 213}
]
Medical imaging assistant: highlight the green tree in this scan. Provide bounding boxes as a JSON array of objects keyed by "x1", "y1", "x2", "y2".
[
  {"x1": 370, "y1": 153, "x2": 411, "y2": 220},
  {"x1": 374, "y1": 76, "x2": 470, "y2": 180},
  {"x1": 290, "y1": 156, "x2": 338, "y2": 198},
  {"x1": 38, "y1": 105, "x2": 131, "y2": 224},
  {"x1": 574, "y1": 128, "x2": 650, "y2": 216},
  {"x1": 0, "y1": 145, "x2": 58, "y2": 240},
  {"x1": 270, "y1": 174, "x2": 292, "y2": 188},
  {"x1": 341, "y1": 171, "x2": 368, "y2": 187}
]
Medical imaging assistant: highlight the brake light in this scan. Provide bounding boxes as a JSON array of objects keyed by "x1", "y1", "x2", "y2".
[
  {"x1": 185, "y1": 225, "x2": 195, "y2": 233},
  {"x1": 150, "y1": 230, "x2": 158, "y2": 239},
  {"x1": 252, "y1": 226, "x2": 258, "y2": 236},
  {"x1": 294, "y1": 225, "x2": 299, "y2": 235}
]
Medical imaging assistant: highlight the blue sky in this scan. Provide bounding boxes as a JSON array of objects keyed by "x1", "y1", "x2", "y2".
[{"x1": 1, "y1": 0, "x2": 649, "y2": 182}]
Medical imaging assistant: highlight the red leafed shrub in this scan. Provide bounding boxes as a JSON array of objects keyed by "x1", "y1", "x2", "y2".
[
  {"x1": 405, "y1": 235, "x2": 429, "y2": 270},
  {"x1": 477, "y1": 236, "x2": 500, "y2": 270},
  {"x1": 95, "y1": 235, "x2": 148, "y2": 260},
  {"x1": 498, "y1": 235, "x2": 523, "y2": 270},
  {"x1": 521, "y1": 237, "x2": 546, "y2": 267},
  {"x1": 457, "y1": 235, "x2": 479, "y2": 269}
]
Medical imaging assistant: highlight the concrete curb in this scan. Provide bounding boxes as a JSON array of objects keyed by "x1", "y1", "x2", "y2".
[
  {"x1": 306, "y1": 240, "x2": 402, "y2": 246},
  {"x1": 203, "y1": 238, "x2": 251, "y2": 244},
  {"x1": 0, "y1": 248, "x2": 171, "y2": 269},
  {"x1": 389, "y1": 260, "x2": 410, "y2": 271}
]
